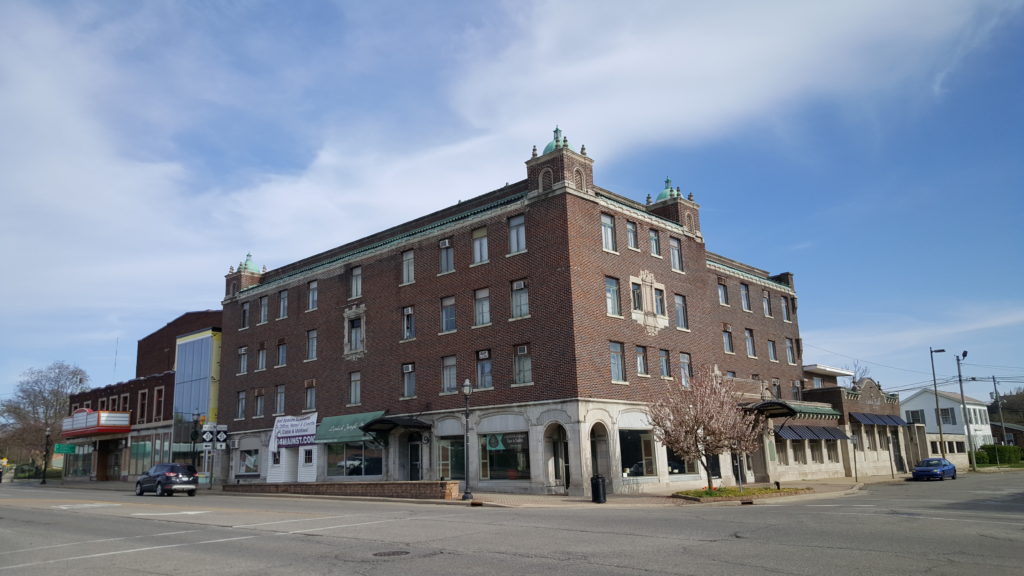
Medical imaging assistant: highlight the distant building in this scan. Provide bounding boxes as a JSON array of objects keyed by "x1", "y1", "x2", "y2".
[
  {"x1": 218, "y1": 128, "x2": 816, "y2": 496},
  {"x1": 62, "y1": 311, "x2": 221, "y2": 480},
  {"x1": 901, "y1": 388, "x2": 990, "y2": 469}
]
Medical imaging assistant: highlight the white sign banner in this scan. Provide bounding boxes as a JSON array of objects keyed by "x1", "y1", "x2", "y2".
[{"x1": 269, "y1": 412, "x2": 318, "y2": 451}]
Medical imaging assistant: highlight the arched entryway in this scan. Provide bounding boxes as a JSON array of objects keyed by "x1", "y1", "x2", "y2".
[
  {"x1": 589, "y1": 423, "x2": 611, "y2": 479},
  {"x1": 544, "y1": 423, "x2": 570, "y2": 492}
]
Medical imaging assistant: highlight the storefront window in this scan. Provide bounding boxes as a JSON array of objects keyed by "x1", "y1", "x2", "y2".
[
  {"x1": 479, "y1": 432, "x2": 530, "y2": 480},
  {"x1": 665, "y1": 446, "x2": 697, "y2": 475},
  {"x1": 327, "y1": 441, "x2": 383, "y2": 477},
  {"x1": 239, "y1": 449, "x2": 260, "y2": 475},
  {"x1": 437, "y1": 437, "x2": 465, "y2": 480},
  {"x1": 619, "y1": 429, "x2": 656, "y2": 477}
]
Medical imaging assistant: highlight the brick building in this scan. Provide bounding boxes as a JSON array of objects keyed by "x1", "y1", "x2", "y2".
[
  {"x1": 62, "y1": 311, "x2": 221, "y2": 481},
  {"x1": 219, "y1": 128, "x2": 818, "y2": 496}
]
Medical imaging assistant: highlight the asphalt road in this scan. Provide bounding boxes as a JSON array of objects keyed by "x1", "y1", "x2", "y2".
[{"x1": 1, "y1": 472, "x2": 1021, "y2": 576}]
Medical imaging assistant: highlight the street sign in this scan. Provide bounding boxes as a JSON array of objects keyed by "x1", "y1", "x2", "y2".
[
  {"x1": 54, "y1": 443, "x2": 76, "y2": 454},
  {"x1": 215, "y1": 442, "x2": 226, "y2": 450},
  {"x1": 201, "y1": 430, "x2": 214, "y2": 442},
  {"x1": 203, "y1": 442, "x2": 213, "y2": 450},
  {"x1": 216, "y1": 430, "x2": 228, "y2": 442}
]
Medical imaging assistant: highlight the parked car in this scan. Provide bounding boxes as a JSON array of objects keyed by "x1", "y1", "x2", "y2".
[
  {"x1": 911, "y1": 458, "x2": 957, "y2": 481},
  {"x1": 135, "y1": 463, "x2": 198, "y2": 496}
]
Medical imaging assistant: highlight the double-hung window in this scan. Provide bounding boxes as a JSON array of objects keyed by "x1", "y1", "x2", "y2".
[
  {"x1": 442, "y1": 355, "x2": 457, "y2": 393},
  {"x1": 723, "y1": 330, "x2": 735, "y2": 354},
  {"x1": 349, "y1": 372, "x2": 361, "y2": 405},
  {"x1": 508, "y1": 215, "x2": 526, "y2": 254},
  {"x1": 474, "y1": 288, "x2": 491, "y2": 326},
  {"x1": 669, "y1": 237, "x2": 683, "y2": 271},
  {"x1": 636, "y1": 346, "x2": 649, "y2": 375},
  {"x1": 718, "y1": 282, "x2": 729, "y2": 305},
  {"x1": 626, "y1": 221, "x2": 638, "y2": 249},
  {"x1": 439, "y1": 239, "x2": 454, "y2": 274},
  {"x1": 511, "y1": 280, "x2": 529, "y2": 318},
  {"x1": 601, "y1": 214, "x2": 617, "y2": 252},
  {"x1": 740, "y1": 283, "x2": 751, "y2": 311},
  {"x1": 307, "y1": 280, "x2": 318, "y2": 311},
  {"x1": 472, "y1": 228, "x2": 488, "y2": 264},
  {"x1": 401, "y1": 250, "x2": 415, "y2": 284},
  {"x1": 402, "y1": 364, "x2": 416, "y2": 397},
  {"x1": 402, "y1": 306, "x2": 416, "y2": 340},
  {"x1": 350, "y1": 266, "x2": 362, "y2": 298},
  {"x1": 674, "y1": 294, "x2": 689, "y2": 329},
  {"x1": 440, "y1": 296, "x2": 456, "y2": 333},
  {"x1": 649, "y1": 230, "x2": 661, "y2": 256},
  {"x1": 609, "y1": 342, "x2": 626, "y2": 382},
  {"x1": 605, "y1": 277, "x2": 621, "y2": 316},
  {"x1": 744, "y1": 329, "x2": 756, "y2": 357}
]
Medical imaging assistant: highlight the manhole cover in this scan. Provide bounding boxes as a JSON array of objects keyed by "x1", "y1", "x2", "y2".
[{"x1": 373, "y1": 551, "x2": 410, "y2": 558}]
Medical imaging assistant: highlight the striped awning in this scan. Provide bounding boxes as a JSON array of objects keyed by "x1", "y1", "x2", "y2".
[
  {"x1": 850, "y1": 412, "x2": 907, "y2": 426},
  {"x1": 775, "y1": 425, "x2": 849, "y2": 440}
]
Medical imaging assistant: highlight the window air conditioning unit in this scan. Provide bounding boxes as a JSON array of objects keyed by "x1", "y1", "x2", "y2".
[
  {"x1": 478, "y1": 350, "x2": 490, "y2": 360},
  {"x1": 512, "y1": 280, "x2": 526, "y2": 290},
  {"x1": 229, "y1": 439, "x2": 239, "y2": 449},
  {"x1": 439, "y1": 239, "x2": 451, "y2": 248},
  {"x1": 403, "y1": 306, "x2": 413, "y2": 315},
  {"x1": 403, "y1": 364, "x2": 415, "y2": 373},
  {"x1": 516, "y1": 345, "x2": 529, "y2": 356}
]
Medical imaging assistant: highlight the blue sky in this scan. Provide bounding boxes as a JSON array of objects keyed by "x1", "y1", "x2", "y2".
[{"x1": 2, "y1": 1, "x2": 1022, "y2": 407}]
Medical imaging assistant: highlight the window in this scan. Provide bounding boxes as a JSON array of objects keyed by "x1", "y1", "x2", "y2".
[
  {"x1": 259, "y1": 296, "x2": 269, "y2": 323},
  {"x1": 744, "y1": 329, "x2": 756, "y2": 357},
  {"x1": 601, "y1": 213, "x2": 617, "y2": 251},
  {"x1": 304, "y1": 380, "x2": 316, "y2": 411},
  {"x1": 137, "y1": 390, "x2": 148, "y2": 423},
  {"x1": 240, "y1": 302, "x2": 250, "y2": 329},
  {"x1": 472, "y1": 227, "x2": 488, "y2": 264},
  {"x1": 785, "y1": 338, "x2": 796, "y2": 364},
  {"x1": 762, "y1": 290, "x2": 772, "y2": 317},
  {"x1": 508, "y1": 215, "x2": 526, "y2": 254},
  {"x1": 653, "y1": 288, "x2": 666, "y2": 316},
  {"x1": 477, "y1": 351, "x2": 493, "y2": 389},
  {"x1": 474, "y1": 288, "x2": 491, "y2": 326},
  {"x1": 153, "y1": 387, "x2": 164, "y2": 420},
  {"x1": 305, "y1": 330, "x2": 317, "y2": 360},
  {"x1": 402, "y1": 363, "x2": 416, "y2": 397},
  {"x1": 479, "y1": 431, "x2": 531, "y2": 480},
  {"x1": 781, "y1": 296, "x2": 792, "y2": 322},
  {"x1": 810, "y1": 440, "x2": 823, "y2": 464},
  {"x1": 442, "y1": 355, "x2": 457, "y2": 393},
  {"x1": 347, "y1": 317, "x2": 364, "y2": 352},
  {"x1": 439, "y1": 239, "x2": 454, "y2": 274},
  {"x1": 905, "y1": 409, "x2": 924, "y2": 424},
  {"x1": 636, "y1": 346, "x2": 649, "y2": 375},
  {"x1": 669, "y1": 237, "x2": 683, "y2": 271},
  {"x1": 718, "y1": 282, "x2": 729, "y2": 306},
  {"x1": 679, "y1": 353, "x2": 692, "y2": 387},
  {"x1": 275, "y1": 384, "x2": 285, "y2": 414},
  {"x1": 605, "y1": 277, "x2": 621, "y2": 316},
  {"x1": 278, "y1": 289, "x2": 289, "y2": 319},
  {"x1": 236, "y1": 390, "x2": 246, "y2": 419},
  {"x1": 401, "y1": 250, "x2": 415, "y2": 284},
  {"x1": 511, "y1": 280, "x2": 529, "y2": 318},
  {"x1": 620, "y1": 429, "x2": 656, "y2": 477},
  {"x1": 771, "y1": 379, "x2": 781, "y2": 399},
  {"x1": 306, "y1": 280, "x2": 318, "y2": 311},
  {"x1": 723, "y1": 330, "x2": 734, "y2": 354},
  {"x1": 514, "y1": 345, "x2": 532, "y2": 385},
  {"x1": 775, "y1": 439, "x2": 789, "y2": 466},
  {"x1": 674, "y1": 294, "x2": 689, "y2": 330},
  {"x1": 649, "y1": 229, "x2": 661, "y2": 256},
  {"x1": 254, "y1": 390, "x2": 265, "y2": 418},
  {"x1": 277, "y1": 342, "x2": 287, "y2": 366},
  {"x1": 238, "y1": 347, "x2": 248, "y2": 374},
  {"x1": 658, "y1": 349, "x2": 671, "y2": 378},
  {"x1": 768, "y1": 340, "x2": 778, "y2": 362},
  {"x1": 304, "y1": 448, "x2": 314, "y2": 465},
  {"x1": 402, "y1": 306, "x2": 416, "y2": 340},
  {"x1": 626, "y1": 221, "x2": 638, "y2": 250},
  {"x1": 631, "y1": 282, "x2": 643, "y2": 311},
  {"x1": 350, "y1": 266, "x2": 362, "y2": 298},
  {"x1": 740, "y1": 283, "x2": 751, "y2": 311},
  {"x1": 350, "y1": 372, "x2": 362, "y2": 405},
  {"x1": 440, "y1": 296, "x2": 456, "y2": 332},
  {"x1": 812, "y1": 376, "x2": 824, "y2": 389},
  {"x1": 940, "y1": 407, "x2": 957, "y2": 426},
  {"x1": 256, "y1": 347, "x2": 266, "y2": 371},
  {"x1": 791, "y1": 381, "x2": 802, "y2": 401},
  {"x1": 610, "y1": 341, "x2": 625, "y2": 381}
]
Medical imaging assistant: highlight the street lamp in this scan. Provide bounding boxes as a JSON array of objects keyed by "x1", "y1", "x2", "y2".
[
  {"x1": 955, "y1": 351, "x2": 975, "y2": 471},
  {"x1": 191, "y1": 412, "x2": 200, "y2": 467},
  {"x1": 930, "y1": 347, "x2": 946, "y2": 458},
  {"x1": 461, "y1": 379, "x2": 473, "y2": 501},
  {"x1": 41, "y1": 427, "x2": 51, "y2": 485}
]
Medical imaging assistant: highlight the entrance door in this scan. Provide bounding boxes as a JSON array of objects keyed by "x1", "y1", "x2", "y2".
[
  {"x1": 552, "y1": 429, "x2": 569, "y2": 489},
  {"x1": 407, "y1": 433, "x2": 421, "y2": 481}
]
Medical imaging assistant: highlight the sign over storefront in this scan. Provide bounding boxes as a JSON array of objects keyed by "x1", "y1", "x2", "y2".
[{"x1": 269, "y1": 413, "x2": 318, "y2": 450}]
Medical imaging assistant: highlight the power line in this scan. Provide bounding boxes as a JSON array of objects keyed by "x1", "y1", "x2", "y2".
[{"x1": 802, "y1": 343, "x2": 931, "y2": 375}]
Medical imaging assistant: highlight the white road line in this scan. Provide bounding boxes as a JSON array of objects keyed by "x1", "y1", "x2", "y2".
[
  {"x1": 130, "y1": 511, "x2": 211, "y2": 516},
  {"x1": 0, "y1": 535, "x2": 259, "y2": 571},
  {"x1": 233, "y1": 514, "x2": 360, "y2": 528},
  {"x1": 0, "y1": 530, "x2": 199, "y2": 557}
]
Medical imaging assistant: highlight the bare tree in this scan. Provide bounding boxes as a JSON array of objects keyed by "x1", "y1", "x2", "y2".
[
  {"x1": 648, "y1": 366, "x2": 764, "y2": 491},
  {"x1": 1, "y1": 362, "x2": 89, "y2": 465}
]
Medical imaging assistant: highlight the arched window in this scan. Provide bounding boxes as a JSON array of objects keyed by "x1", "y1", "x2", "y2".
[
  {"x1": 540, "y1": 169, "x2": 553, "y2": 192},
  {"x1": 574, "y1": 168, "x2": 585, "y2": 192}
]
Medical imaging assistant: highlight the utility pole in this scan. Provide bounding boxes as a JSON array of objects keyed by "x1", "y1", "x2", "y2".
[
  {"x1": 930, "y1": 347, "x2": 947, "y2": 458},
  {"x1": 955, "y1": 352, "x2": 975, "y2": 471},
  {"x1": 994, "y1": 376, "x2": 1008, "y2": 464}
]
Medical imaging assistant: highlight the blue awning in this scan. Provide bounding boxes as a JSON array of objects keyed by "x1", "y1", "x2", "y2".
[
  {"x1": 776, "y1": 425, "x2": 849, "y2": 440},
  {"x1": 775, "y1": 426, "x2": 803, "y2": 440}
]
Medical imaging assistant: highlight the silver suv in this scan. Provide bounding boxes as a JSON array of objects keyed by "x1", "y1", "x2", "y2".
[{"x1": 135, "y1": 463, "x2": 198, "y2": 496}]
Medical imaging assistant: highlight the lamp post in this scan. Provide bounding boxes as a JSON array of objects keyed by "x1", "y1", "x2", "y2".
[
  {"x1": 191, "y1": 412, "x2": 200, "y2": 467},
  {"x1": 461, "y1": 379, "x2": 473, "y2": 501},
  {"x1": 930, "y1": 347, "x2": 947, "y2": 458},
  {"x1": 41, "y1": 427, "x2": 51, "y2": 484},
  {"x1": 955, "y1": 351, "x2": 976, "y2": 471}
]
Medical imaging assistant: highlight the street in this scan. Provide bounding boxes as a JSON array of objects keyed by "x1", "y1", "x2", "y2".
[{"x1": 1, "y1": 472, "x2": 1021, "y2": 576}]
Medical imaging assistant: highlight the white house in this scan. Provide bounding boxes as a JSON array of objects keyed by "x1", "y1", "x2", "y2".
[{"x1": 901, "y1": 389, "x2": 991, "y2": 469}]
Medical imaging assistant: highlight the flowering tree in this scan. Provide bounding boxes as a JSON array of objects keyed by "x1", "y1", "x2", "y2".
[{"x1": 647, "y1": 366, "x2": 764, "y2": 491}]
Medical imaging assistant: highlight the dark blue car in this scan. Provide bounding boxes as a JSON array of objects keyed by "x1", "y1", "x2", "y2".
[{"x1": 911, "y1": 458, "x2": 957, "y2": 481}]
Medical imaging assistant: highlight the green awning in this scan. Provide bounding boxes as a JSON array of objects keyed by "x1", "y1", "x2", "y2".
[
  {"x1": 792, "y1": 404, "x2": 841, "y2": 417},
  {"x1": 315, "y1": 411, "x2": 385, "y2": 444}
]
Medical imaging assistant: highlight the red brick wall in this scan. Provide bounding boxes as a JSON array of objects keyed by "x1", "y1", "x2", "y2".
[{"x1": 222, "y1": 480, "x2": 461, "y2": 500}]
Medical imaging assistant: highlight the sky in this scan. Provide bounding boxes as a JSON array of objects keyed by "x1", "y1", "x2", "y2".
[{"x1": 2, "y1": 0, "x2": 1022, "y2": 409}]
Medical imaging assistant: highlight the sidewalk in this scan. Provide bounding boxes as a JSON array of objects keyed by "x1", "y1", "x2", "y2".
[{"x1": 20, "y1": 474, "x2": 911, "y2": 508}]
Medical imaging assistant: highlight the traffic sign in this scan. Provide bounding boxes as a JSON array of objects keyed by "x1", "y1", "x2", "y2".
[
  {"x1": 216, "y1": 430, "x2": 228, "y2": 442},
  {"x1": 54, "y1": 443, "x2": 77, "y2": 455},
  {"x1": 201, "y1": 430, "x2": 214, "y2": 442},
  {"x1": 215, "y1": 442, "x2": 226, "y2": 450}
]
